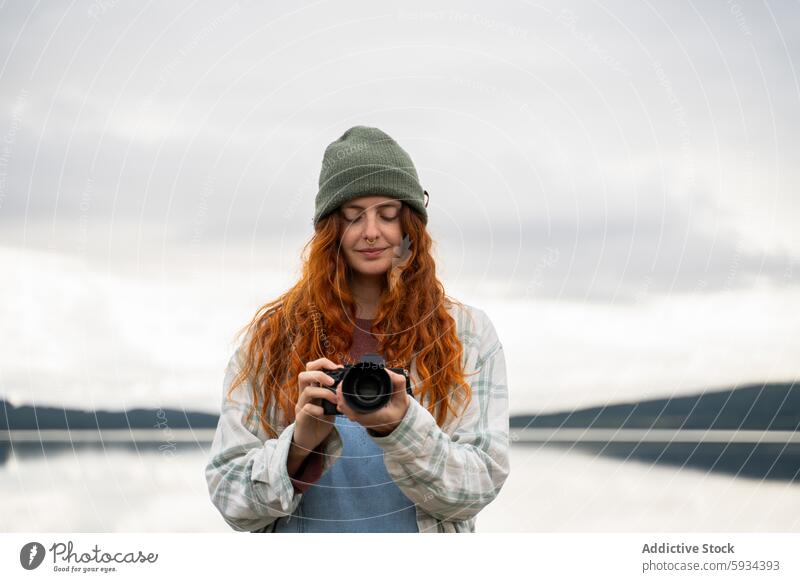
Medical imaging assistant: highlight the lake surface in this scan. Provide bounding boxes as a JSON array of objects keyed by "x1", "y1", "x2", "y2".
[{"x1": 1, "y1": 434, "x2": 798, "y2": 532}]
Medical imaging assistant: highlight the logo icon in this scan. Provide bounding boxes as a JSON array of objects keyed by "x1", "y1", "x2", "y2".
[{"x1": 20, "y1": 542, "x2": 46, "y2": 570}]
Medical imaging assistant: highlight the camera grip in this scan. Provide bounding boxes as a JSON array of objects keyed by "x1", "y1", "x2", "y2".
[
  {"x1": 319, "y1": 369, "x2": 342, "y2": 416},
  {"x1": 321, "y1": 388, "x2": 338, "y2": 416}
]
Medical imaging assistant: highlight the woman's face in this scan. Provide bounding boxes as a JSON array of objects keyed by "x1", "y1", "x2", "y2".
[{"x1": 338, "y1": 195, "x2": 404, "y2": 277}]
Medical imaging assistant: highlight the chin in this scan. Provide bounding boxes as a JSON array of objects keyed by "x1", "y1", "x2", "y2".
[
  {"x1": 350, "y1": 260, "x2": 390, "y2": 276},
  {"x1": 354, "y1": 265, "x2": 390, "y2": 276}
]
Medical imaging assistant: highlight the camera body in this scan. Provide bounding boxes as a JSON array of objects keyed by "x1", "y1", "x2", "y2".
[{"x1": 320, "y1": 353, "x2": 412, "y2": 415}]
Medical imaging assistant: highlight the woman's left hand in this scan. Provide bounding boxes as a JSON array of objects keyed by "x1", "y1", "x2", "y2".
[{"x1": 336, "y1": 368, "x2": 410, "y2": 436}]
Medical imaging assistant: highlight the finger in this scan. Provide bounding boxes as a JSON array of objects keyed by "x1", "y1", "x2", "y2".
[
  {"x1": 335, "y1": 383, "x2": 346, "y2": 414},
  {"x1": 299, "y1": 402, "x2": 327, "y2": 419},
  {"x1": 298, "y1": 370, "x2": 336, "y2": 390},
  {"x1": 306, "y1": 358, "x2": 345, "y2": 372},
  {"x1": 384, "y1": 368, "x2": 402, "y2": 385},
  {"x1": 335, "y1": 391, "x2": 363, "y2": 424},
  {"x1": 297, "y1": 386, "x2": 338, "y2": 407},
  {"x1": 384, "y1": 369, "x2": 407, "y2": 397},
  {"x1": 299, "y1": 370, "x2": 335, "y2": 385}
]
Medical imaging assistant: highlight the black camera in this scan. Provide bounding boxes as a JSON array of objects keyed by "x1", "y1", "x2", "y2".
[{"x1": 320, "y1": 353, "x2": 412, "y2": 415}]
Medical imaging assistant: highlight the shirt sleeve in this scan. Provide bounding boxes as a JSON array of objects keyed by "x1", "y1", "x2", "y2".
[
  {"x1": 288, "y1": 442, "x2": 327, "y2": 494},
  {"x1": 369, "y1": 307, "x2": 510, "y2": 522},
  {"x1": 204, "y1": 340, "x2": 343, "y2": 532}
]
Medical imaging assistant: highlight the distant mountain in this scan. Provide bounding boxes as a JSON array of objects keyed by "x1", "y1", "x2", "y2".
[
  {"x1": 0, "y1": 400, "x2": 219, "y2": 431},
  {"x1": 2, "y1": 381, "x2": 798, "y2": 432},
  {"x1": 510, "y1": 381, "x2": 800, "y2": 431},
  {"x1": 3, "y1": 383, "x2": 797, "y2": 481}
]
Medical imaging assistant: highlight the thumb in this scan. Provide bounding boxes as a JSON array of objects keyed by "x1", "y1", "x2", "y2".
[{"x1": 385, "y1": 369, "x2": 407, "y2": 399}]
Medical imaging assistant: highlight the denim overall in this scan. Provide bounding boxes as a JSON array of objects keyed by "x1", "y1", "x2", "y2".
[{"x1": 273, "y1": 414, "x2": 419, "y2": 532}]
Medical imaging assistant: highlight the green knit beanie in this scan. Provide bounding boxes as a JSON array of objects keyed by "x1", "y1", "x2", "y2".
[{"x1": 313, "y1": 126, "x2": 428, "y2": 226}]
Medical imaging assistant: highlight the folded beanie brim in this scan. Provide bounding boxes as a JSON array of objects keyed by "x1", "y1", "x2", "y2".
[{"x1": 313, "y1": 126, "x2": 428, "y2": 226}]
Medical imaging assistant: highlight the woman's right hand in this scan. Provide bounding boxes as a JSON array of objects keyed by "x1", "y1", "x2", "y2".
[{"x1": 291, "y1": 358, "x2": 343, "y2": 455}]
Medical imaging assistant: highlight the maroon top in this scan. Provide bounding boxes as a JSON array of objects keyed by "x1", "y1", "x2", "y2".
[
  {"x1": 289, "y1": 317, "x2": 377, "y2": 493},
  {"x1": 349, "y1": 317, "x2": 380, "y2": 361}
]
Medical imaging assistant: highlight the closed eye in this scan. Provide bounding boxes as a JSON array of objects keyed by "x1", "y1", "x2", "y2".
[{"x1": 343, "y1": 213, "x2": 398, "y2": 223}]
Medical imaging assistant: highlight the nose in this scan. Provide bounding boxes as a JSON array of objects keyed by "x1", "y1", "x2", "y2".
[{"x1": 362, "y1": 212, "x2": 380, "y2": 242}]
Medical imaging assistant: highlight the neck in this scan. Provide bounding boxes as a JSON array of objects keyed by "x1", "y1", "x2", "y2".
[{"x1": 349, "y1": 272, "x2": 385, "y2": 319}]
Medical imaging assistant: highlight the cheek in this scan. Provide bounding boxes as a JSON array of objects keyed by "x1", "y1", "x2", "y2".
[
  {"x1": 385, "y1": 223, "x2": 403, "y2": 243},
  {"x1": 340, "y1": 229, "x2": 358, "y2": 249}
]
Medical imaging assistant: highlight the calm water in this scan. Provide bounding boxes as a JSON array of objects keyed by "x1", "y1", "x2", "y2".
[{"x1": 1, "y1": 437, "x2": 799, "y2": 532}]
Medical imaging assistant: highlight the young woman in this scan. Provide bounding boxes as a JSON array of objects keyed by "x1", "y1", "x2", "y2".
[{"x1": 205, "y1": 126, "x2": 509, "y2": 533}]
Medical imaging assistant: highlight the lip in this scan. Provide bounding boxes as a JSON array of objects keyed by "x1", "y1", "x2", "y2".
[{"x1": 357, "y1": 247, "x2": 387, "y2": 258}]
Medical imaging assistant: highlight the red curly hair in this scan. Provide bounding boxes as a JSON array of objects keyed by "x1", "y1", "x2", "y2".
[{"x1": 228, "y1": 203, "x2": 474, "y2": 439}]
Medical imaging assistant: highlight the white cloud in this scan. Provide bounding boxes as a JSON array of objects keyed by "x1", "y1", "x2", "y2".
[
  {"x1": 1, "y1": 0, "x2": 799, "y2": 416},
  {"x1": 0, "y1": 243, "x2": 295, "y2": 412},
  {"x1": 474, "y1": 287, "x2": 800, "y2": 414},
  {"x1": 2, "y1": 243, "x2": 798, "y2": 417}
]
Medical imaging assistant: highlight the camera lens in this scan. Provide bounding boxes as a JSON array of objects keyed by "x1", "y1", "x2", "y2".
[
  {"x1": 343, "y1": 368, "x2": 391, "y2": 412},
  {"x1": 353, "y1": 373, "x2": 383, "y2": 403}
]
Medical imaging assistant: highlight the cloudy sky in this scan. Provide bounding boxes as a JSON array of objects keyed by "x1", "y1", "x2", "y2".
[{"x1": 1, "y1": 0, "x2": 798, "y2": 415}]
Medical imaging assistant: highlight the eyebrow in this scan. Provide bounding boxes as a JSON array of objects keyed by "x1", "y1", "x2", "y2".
[{"x1": 342, "y1": 201, "x2": 402, "y2": 211}]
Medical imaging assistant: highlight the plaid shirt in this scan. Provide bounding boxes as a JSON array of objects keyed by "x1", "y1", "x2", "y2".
[{"x1": 205, "y1": 302, "x2": 510, "y2": 533}]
